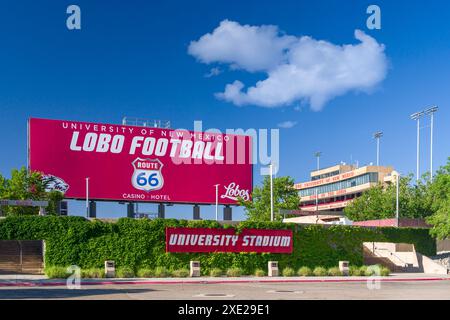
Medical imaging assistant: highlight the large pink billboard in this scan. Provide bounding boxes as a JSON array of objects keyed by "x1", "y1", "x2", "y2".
[{"x1": 28, "y1": 118, "x2": 253, "y2": 205}]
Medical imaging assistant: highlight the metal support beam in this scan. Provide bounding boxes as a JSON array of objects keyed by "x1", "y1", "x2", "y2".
[
  {"x1": 223, "y1": 205, "x2": 232, "y2": 221},
  {"x1": 127, "y1": 202, "x2": 135, "y2": 218},
  {"x1": 158, "y1": 203, "x2": 165, "y2": 219},
  {"x1": 193, "y1": 205, "x2": 200, "y2": 220},
  {"x1": 89, "y1": 201, "x2": 96, "y2": 218}
]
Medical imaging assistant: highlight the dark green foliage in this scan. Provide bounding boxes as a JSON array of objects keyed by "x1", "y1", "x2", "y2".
[
  {"x1": 239, "y1": 176, "x2": 300, "y2": 221},
  {"x1": 0, "y1": 167, "x2": 64, "y2": 215},
  {"x1": 0, "y1": 216, "x2": 436, "y2": 275}
]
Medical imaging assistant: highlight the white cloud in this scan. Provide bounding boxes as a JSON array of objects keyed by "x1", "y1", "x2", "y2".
[
  {"x1": 204, "y1": 67, "x2": 222, "y2": 78},
  {"x1": 277, "y1": 121, "x2": 298, "y2": 129},
  {"x1": 188, "y1": 20, "x2": 295, "y2": 72},
  {"x1": 189, "y1": 20, "x2": 388, "y2": 111}
]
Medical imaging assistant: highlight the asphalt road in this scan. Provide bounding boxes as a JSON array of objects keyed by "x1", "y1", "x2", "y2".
[{"x1": 1, "y1": 280, "x2": 450, "y2": 300}]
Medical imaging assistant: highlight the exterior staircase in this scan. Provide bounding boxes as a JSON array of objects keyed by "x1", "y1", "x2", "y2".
[
  {"x1": 363, "y1": 246, "x2": 418, "y2": 272},
  {"x1": 0, "y1": 240, "x2": 44, "y2": 274}
]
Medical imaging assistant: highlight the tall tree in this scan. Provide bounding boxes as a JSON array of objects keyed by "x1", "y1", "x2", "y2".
[
  {"x1": 0, "y1": 167, "x2": 64, "y2": 215},
  {"x1": 344, "y1": 174, "x2": 434, "y2": 222},
  {"x1": 426, "y1": 158, "x2": 450, "y2": 239},
  {"x1": 239, "y1": 176, "x2": 300, "y2": 221}
]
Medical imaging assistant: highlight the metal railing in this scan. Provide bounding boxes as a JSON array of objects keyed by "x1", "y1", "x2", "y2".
[
  {"x1": 122, "y1": 117, "x2": 171, "y2": 129},
  {"x1": 371, "y1": 246, "x2": 410, "y2": 267}
]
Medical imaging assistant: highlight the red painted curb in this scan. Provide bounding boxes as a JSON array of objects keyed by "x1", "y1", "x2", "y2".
[{"x1": 1, "y1": 277, "x2": 450, "y2": 287}]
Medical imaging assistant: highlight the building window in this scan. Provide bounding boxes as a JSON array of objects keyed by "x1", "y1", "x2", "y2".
[{"x1": 299, "y1": 173, "x2": 379, "y2": 197}]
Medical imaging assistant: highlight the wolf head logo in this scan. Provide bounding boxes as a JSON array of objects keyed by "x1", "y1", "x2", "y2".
[{"x1": 42, "y1": 175, "x2": 70, "y2": 193}]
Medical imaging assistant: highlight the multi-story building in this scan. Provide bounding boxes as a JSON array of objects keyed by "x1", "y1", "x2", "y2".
[{"x1": 294, "y1": 164, "x2": 398, "y2": 213}]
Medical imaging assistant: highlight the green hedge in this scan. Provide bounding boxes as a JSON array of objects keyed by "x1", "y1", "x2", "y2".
[{"x1": 0, "y1": 216, "x2": 436, "y2": 274}]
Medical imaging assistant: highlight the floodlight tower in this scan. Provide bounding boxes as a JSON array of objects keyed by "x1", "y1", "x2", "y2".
[
  {"x1": 373, "y1": 131, "x2": 383, "y2": 166},
  {"x1": 314, "y1": 152, "x2": 322, "y2": 171},
  {"x1": 410, "y1": 111, "x2": 424, "y2": 182},
  {"x1": 425, "y1": 106, "x2": 438, "y2": 182}
]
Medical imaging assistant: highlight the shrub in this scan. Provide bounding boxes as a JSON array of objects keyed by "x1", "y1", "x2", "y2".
[
  {"x1": 154, "y1": 267, "x2": 170, "y2": 278},
  {"x1": 327, "y1": 267, "x2": 342, "y2": 276},
  {"x1": 349, "y1": 266, "x2": 362, "y2": 276},
  {"x1": 137, "y1": 268, "x2": 154, "y2": 278},
  {"x1": 210, "y1": 268, "x2": 223, "y2": 277},
  {"x1": 226, "y1": 268, "x2": 242, "y2": 277},
  {"x1": 116, "y1": 267, "x2": 135, "y2": 278},
  {"x1": 297, "y1": 266, "x2": 313, "y2": 276},
  {"x1": 380, "y1": 267, "x2": 390, "y2": 276},
  {"x1": 365, "y1": 265, "x2": 379, "y2": 276},
  {"x1": 45, "y1": 266, "x2": 70, "y2": 279},
  {"x1": 313, "y1": 266, "x2": 328, "y2": 276},
  {"x1": 282, "y1": 267, "x2": 296, "y2": 277},
  {"x1": 254, "y1": 269, "x2": 266, "y2": 277},
  {"x1": 172, "y1": 269, "x2": 190, "y2": 278},
  {"x1": 359, "y1": 266, "x2": 369, "y2": 276},
  {"x1": 81, "y1": 268, "x2": 104, "y2": 278}
]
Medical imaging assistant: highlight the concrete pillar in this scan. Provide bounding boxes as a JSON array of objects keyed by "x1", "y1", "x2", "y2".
[
  {"x1": 158, "y1": 203, "x2": 165, "y2": 219},
  {"x1": 193, "y1": 205, "x2": 200, "y2": 220},
  {"x1": 89, "y1": 201, "x2": 97, "y2": 218},
  {"x1": 223, "y1": 205, "x2": 232, "y2": 221},
  {"x1": 127, "y1": 202, "x2": 134, "y2": 218}
]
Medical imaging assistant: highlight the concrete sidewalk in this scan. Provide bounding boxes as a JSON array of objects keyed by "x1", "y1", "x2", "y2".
[{"x1": 1, "y1": 273, "x2": 450, "y2": 287}]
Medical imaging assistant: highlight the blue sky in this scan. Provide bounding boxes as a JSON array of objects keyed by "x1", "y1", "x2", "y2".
[{"x1": 0, "y1": 0, "x2": 449, "y2": 220}]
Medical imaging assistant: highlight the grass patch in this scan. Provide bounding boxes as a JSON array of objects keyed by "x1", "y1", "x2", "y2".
[
  {"x1": 116, "y1": 267, "x2": 135, "y2": 278},
  {"x1": 81, "y1": 268, "x2": 104, "y2": 279},
  {"x1": 172, "y1": 269, "x2": 190, "y2": 278},
  {"x1": 210, "y1": 268, "x2": 223, "y2": 277},
  {"x1": 45, "y1": 266, "x2": 70, "y2": 279},
  {"x1": 154, "y1": 267, "x2": 170, "y2": 278},
  {"x1": 226, "y1": 268, "x2": 243, "y2": 277},
  {"x1": 136, "y1": 268, "x2": 154, "y2": 278}
]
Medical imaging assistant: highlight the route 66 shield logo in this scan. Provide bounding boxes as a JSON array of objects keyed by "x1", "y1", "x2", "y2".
[{"x1": 131, "y1": 158, "x2": 164, "y2": 192}]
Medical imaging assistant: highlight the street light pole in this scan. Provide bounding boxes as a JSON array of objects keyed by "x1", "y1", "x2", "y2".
[
  {"x1": 373, "y1": 131, "x2": 383, "y2": 166},
  {"x1": 425, "y1": 106, "x2": 438, "y2": 182},
  {"x1": 270, "y1": 164, "x2": 274, "y2": 222},
  {"x1": 396, "y1": 173, "x2": 400, "y2": 227}
]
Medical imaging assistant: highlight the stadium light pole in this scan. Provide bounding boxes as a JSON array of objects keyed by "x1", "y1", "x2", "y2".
[
  {"x1": 410, "y1": 111, "x2": 424, "y2": 182},
  {"x1": 396, "y1": 173, "x2": 400, "y2": 227},
  {"x1": 425, "y1": 106, "x2": 438, "y2": 182},
  {"x1": 314, "y1": 152, "x2": 322, "y2": 171},
  {"x1": 85, "y1": 177, "x2": 89, "y2": 218},
  {"x1": 270, "y1": 164, "x2": 274, "y2": 222},
  {"x1": 373, "y1": 131, "x2": 383, "y2": 166},
  {"x1": 214, "y1": 184, "x2": 220, "y2": 221}
]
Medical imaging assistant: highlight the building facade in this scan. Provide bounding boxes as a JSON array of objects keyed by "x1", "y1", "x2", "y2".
[{"x1": 294, "y1": 164, "x2": 398, "y2": 212}]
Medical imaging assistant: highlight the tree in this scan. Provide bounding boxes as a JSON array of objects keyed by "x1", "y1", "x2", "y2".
[
  {"x1": 0, "y1": 167, "x2": 64, "y2": 216},
  {"x1": 344, "y1": 174, "x2": 434, "y2": 222},
  {"x1": 426, "y1": 158, "x2": 450, "y2": 239},
  {"x1": 239, "y1": 176, "x2": 300, "y2": 221}
]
